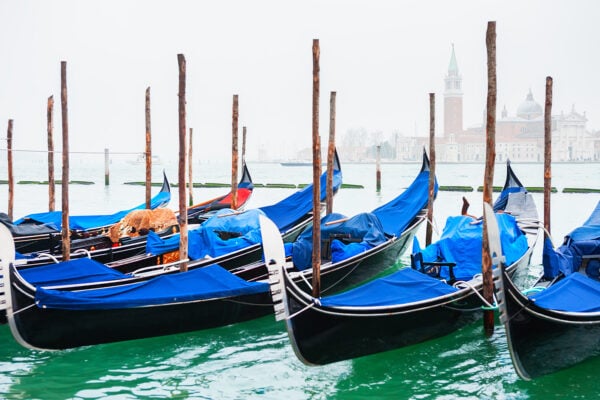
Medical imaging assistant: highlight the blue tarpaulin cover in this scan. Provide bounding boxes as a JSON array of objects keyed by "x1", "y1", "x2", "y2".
[
  {"x1": 531, "y1": 272, "x2": 600, "y2": 312},
  {"x1": 319, "y1": 267, "x2": 458, "y2": 307},
  {"x1": 543, "y1": 200, "x2": 600, "y2": 279},
  {"x1": 19, "y1": 258, "x2": 127, "y2": 286},
  {"x1": 145, "y1": 208, "x2": 264, "y2": 260},
  {"x1": 417, "y1": 213, "x2": 528, "y2": 281},
  {"x1": 259, "y1": 167, "x2": 342, "y2": 233},
  {"x1": 35, "y1": 264, "x2": 268, "y2": 310},
  {"x1": 14, "y1": 191, "x2": 171, "y2": 232},
  {"x1": 289, "y1": 212, "x2": 386, "y2": 271},
  {"x1": 288, "y1": 166, "x2": 435, "y2": 271}
]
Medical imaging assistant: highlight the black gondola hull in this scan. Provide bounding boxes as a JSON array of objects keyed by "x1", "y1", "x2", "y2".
[{"x1": 498, "y1": 267, "x2": 600, "y2": 380}]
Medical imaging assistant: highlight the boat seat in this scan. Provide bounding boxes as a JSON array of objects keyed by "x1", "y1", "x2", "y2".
[
  {"x1": 410, "y1": 252, "x2": 457, "y2": 282},
  {"x1": 321, "y1": 233, "x2": 362, "y2": 261}
]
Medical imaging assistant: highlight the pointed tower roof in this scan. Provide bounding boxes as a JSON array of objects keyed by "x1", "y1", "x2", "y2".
[{"x1": 448, "y1": 44, "x2": 459, "y2": 76}]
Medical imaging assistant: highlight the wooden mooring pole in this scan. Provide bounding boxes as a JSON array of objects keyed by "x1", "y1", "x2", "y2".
[
  {"x1": 426, "y1": 93, "x2": 436, "y2": 246},
  {"x1": 177, "y1": 54, "x2": 188, "y2": 271},
  {"x1": 311, "y1": 39, "x2": 322, "y2": 298},
  {"x1": 7, "y1": 119, "x2": 13, "y2": 220},
  {"x1": 47, "y1": 96, "x2": 55, "y2": 211},
  {"x1": 242, "y1": 126, "x2": 247, "y2": 166},
  {"x1": 376, "y1": 145, "x2": 381, "y2": 192},
  {"x1": 145, "y1": 86, "x2": 152, "y2": 208},
  {"x1": 104, "y1": 148, "x2": 109, "y2": 186},
  {"x1": 60, "y1": 61, "x2": 71, "y2": 260},
  {"x1": 482, "y1": 21, "x2": 497, "y2": 336},
  {"x1": 544, "y1": 77, "x2": 553, "y2": 239},
  {"x1": 326, "y1": 91, "x2": 336, "y2": 216},
  {"x1": 231, "y1": 95, "x2": 239, "y2": 209}
]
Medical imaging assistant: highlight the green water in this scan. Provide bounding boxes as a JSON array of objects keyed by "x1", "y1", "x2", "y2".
[{"x1": 2, "y1": 310, "x2": 600, "y2": 399}]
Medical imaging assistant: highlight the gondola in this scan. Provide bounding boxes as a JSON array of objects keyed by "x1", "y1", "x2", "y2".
[
  {"x1": 268, "y1": 161, "x2": 540, "y2": 366},
  {"x1": 12, "y1": 163, "x2": 254, "y2": 267},
  {"x1": 0, "y1": 171, "x2": 172, "y2": 255},
  {"x1": 495, "y1": 199, "x2": 600, "y2": 380},
  {"x1": 0, "y1": 152, "x2": 433, "y2": 350}
]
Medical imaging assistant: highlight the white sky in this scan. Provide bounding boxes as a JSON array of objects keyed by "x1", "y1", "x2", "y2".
[{"x1": 1, "y1": 0, "x2": 599, "y2": 162}]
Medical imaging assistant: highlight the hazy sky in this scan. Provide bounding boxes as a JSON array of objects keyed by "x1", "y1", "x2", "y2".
[{"x1": 1, "y1": 1, "x2": 599, "y2": 163}]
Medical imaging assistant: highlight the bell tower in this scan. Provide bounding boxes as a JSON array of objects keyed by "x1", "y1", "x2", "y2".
[{"x1": 444, "y1": 44, "x2": 463, "y2": 138}]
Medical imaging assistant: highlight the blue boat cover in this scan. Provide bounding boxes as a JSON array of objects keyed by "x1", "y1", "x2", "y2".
[
  {"x1": 543, "y1": 200, "x2": 600, "y2": 279},
  {"x1": 19, "y1": 258, "x2": 127, "y2": 286},
  {"x1": 531, "y1": 272, "x2": 600, "y2": 312},
  {"x1": 319, "y1": 267, "x2": 458, "y2": 307},
  {"x1": 417, "y1": 213, "x2": 528, "y2": 281},
  {"x1": 145, "y1": 208, "x2": 264, "y2": 260},
  {"x1": 259, "y1": 167, "x2": 342, "y2": 233},
  {"x1": 370, "y1": 168, "x2": 436, "y2": 238},
  {"x1": 286, "y1": 166, "x2": 435, "y2": 271},
  {"x1": 35, "y1": 264, "x2": 268, "y2": 310},
  {"x1": 14, "y1": 191, "x2": 171, "y2": 232},
  {"x1": 288, "y1": 212, "x2": 386, "y2": 271}
]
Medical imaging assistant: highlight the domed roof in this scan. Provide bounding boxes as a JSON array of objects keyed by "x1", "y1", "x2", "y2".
[{"x1": 517, "y1": 89, "x2": 543, "y2": 119}]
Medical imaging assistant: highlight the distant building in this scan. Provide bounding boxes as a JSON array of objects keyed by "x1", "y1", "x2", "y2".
[{"x1": 390, "y1": 46, "x2": 600, "y2": 162}]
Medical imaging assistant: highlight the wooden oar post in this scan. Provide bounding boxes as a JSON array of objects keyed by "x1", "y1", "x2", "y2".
[
  {"x1": 231, "y1": 95, "x2": 239, "y2": 210},
  {"x1": 426, "y1": 93, "x2": 436, "y2": 246},
  {"x1": 47, "y1": 96, "x2": 55, "y2": 211},
  {"x1": 311, "y1": 39, "x2": 322, "y2": 298},
  {"x1": 326, "y1": 91, "x2": 336, "y2": 215},
  {"x1": 60, "y1": 61, "x2": 71, "y2": 260},
  {"x1": 177, "y1": 54, "x2": 188, "y2": 272},
  {"x1": 482, "y1": 21, "x2": 496, "y2": 336},
  {"x1": 544, "y1": 77, "x2": 553, "y2": 238},
  {"x1": 7, "y1": 119, "x2": 14, "y2": 220},
  {"x1": 145, "y1": 86, "x2": 152, "y2": 209}
]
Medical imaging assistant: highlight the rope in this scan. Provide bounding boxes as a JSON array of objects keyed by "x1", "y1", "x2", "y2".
[
  {"x1": 286, "y1": 302, "x2": 315, "y2": 320},
  {"x1": 453, "y1": 280, "x2": 498, "y2": 310},
  {"x1": 0, "y1": 148, "x2": 143, "y2": 155}
]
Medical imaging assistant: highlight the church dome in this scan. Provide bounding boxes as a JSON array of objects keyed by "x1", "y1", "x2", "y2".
[{"x1": 517, "y1": 89, "x2": 543, "y2": 119}]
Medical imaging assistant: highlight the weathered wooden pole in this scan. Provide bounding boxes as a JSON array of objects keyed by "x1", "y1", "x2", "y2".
[
  {"x1": 544, "y1": 76, "x2": 553, "y2": 238},
  {"x1": 426, "y1": 93, "x2": 436, "y2": 246},
  {"x1": 47, "y1": 96, "x2": 55, "y2": 211},
  {"x1": 188, "y1": 127, "x2": 193, "y2": 206},
  {"x1": 6, "y1": 119, "x2": 13, "y2": 220},
  {"x1": 104, "y1": 148, "x2": 109, "y2": 186},
  {"x1": 482, "y1": 21, "x2": 497, "y2": 336},
  {"x1": 145, "y1": 86, "x2": 152, "y2": 209},
  {"x1": 231, "y1": 95, "x2": 239, "y2": 209},
  {"x1": 311, "y1": 39, "x2": 322, "y2": 298},
  {"x1": 242, "y1": 126, "x2": 247, "y2": 166},
  {"x1": 177, "y1": 54, "x2": 188, "y2": 271},
  {"x1": 376, "y1": 145, "x2": 381, "y2": 192},
  {"x1": 326, "y1": 91, "x2": 336, "y2": 215},
  {"x1": 60, "y1": 61, "x2": 71, "y2": 260}
]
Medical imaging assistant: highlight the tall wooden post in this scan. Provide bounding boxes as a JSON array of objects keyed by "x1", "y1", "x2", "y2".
[
  {"x1": 104, "y1": 148, "x2": 109, "y2": 186},
  {"x1": 145, "y1": 86, "x2": 152, "y2": 209},
  {"x1": 242, "y1": 126, "x2": 247, "y2": 166},
  {"x1": 426, "y1": 93, "x2": 436, "y2": 246},
  {"x1": 544, "y1": 77, "x2": 553, "y2": 238},
  {"x1": 47, "y1": 96, "x2": 55, "y2": 211},
  {"x1": 188, "y1": 127, "x2": 193, "y2": 206},
  {"x1": 311, "y1": 39, "x2": 322, "y2": 298},
  {"x1": 177, "y1": 54, "x2": 188, "y2": 271},
  {"x1": 60, "y1": 61, "x2": 71, "y2": 260},
  {"x1": 326, "y1": 91, "x2": 336, "y2": 215},
  {"x1": 6, "y1": 120, "x2": 13, "y2": 221},
  {"x1": 231, "y1": 95, "x2": 239, "y2": 209},
  {"x1": 482, "y1": 21, "x2": 497, "y2": 336},
  {"x1": 376, "y1": 145, "x2": 381, "y2": 192}
]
